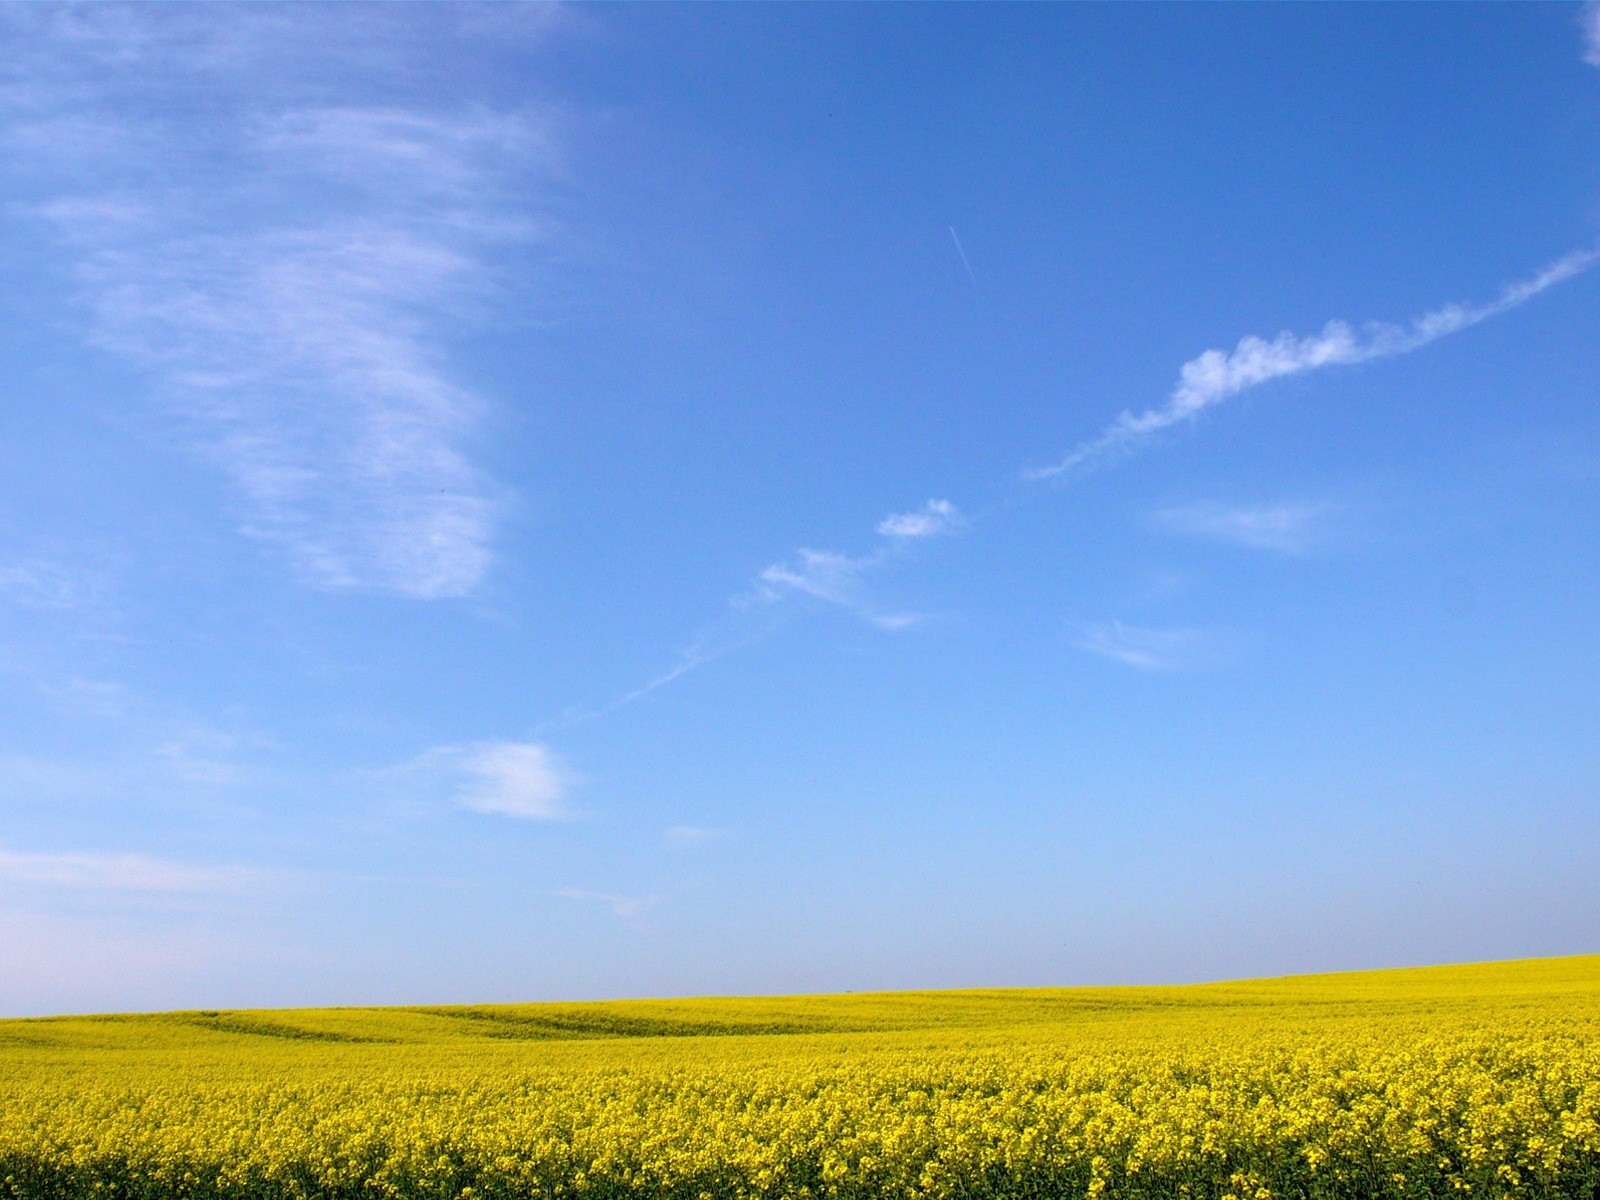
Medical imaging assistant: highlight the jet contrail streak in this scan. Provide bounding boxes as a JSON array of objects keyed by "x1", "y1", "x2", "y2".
[{"x1": 949, "y1": 226, "x2": 980, "y2": 295}]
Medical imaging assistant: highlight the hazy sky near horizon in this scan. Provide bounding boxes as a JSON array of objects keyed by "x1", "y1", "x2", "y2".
[{"x1": 2, "y1": 3, "x2": 1599, "y2": 1017}]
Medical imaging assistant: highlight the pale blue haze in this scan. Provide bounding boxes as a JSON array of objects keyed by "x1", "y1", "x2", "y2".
[{"x1": 1, "y1": 3, "x2": 1598, "y2": 1015}]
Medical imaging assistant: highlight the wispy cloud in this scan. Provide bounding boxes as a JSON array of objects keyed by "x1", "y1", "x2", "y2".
[
  {"x1": 4, "y1": 8, "x2": 561, "y2": 598},
  {"x1": 0, "y1": 669, "x2": 280, "y2": 818},
  {"x1": 877, "y1": 498, "x2": 965, "y2": 540},
  {"x1": 1071, "y1": 621, "x2": 1227, "y2": 672},
  {"x1": 555, "y1": 20, "x2": 1600, "y2": 725},
  {"x1": 452, "y1": 741, "x2": 568, "y2": 820},
  {"x1": 578, "y1": 500, "x2": 968, "y2": 720},
  {"x1": 1028, "y1": 245, "x2": 1600, "y2": 479},
  {"x1": 372, "y1": 739, "x2": 570, "y2": 820},
  {"x1": 559, "y1": 86, "x2": 1594, "y2": 728},
  {"x1": 755, "y1": 550, "x2": 920, "y2": 630},
  {"x1": 759, "y1": 549, "x2": 866, "y2": 606},
  {"x1": 0, "y1": 558, "x2": 104, "y2": 610},
  {"x1": 756, "y1": 498, "x2": 964, "y2": 628},
  {"x1": 664, "y1": 825, "x2": 722, "y2": 847},
  {"x1": 553, "y1": 887, "x2": 659, "y2": 926},
  {"x1": 1584, "y1": 2, "x2": 1600, "y2": 67},
  {"x1": 602, "y1": 633, "x2": 767, "y2": 713},
  {"x1": 1153, "y1": 501, "x2": 1333, "y2": 555},
  {"x1": 0, "y1": 848, "x2": 270, "y2": 893}
]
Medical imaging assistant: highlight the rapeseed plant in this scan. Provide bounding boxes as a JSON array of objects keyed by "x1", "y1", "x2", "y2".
[{"x1": 2, "y1": 956, "x2": 1597, "y2": 1199}]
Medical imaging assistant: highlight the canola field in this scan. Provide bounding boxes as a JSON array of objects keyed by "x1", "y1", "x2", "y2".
[{"x1": 2, "y1": 957, "x2": 1599, "y2": 1200}]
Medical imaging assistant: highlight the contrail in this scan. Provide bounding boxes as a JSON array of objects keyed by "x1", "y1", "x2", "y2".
[
  {"x1": 571, "y1": 237, "x2": 1600, "y2": 721},
  {"x1": 949, "y1": 226, "x2": 980, "y2": 295},
  {"x1": 1026, "y1": 242, "x2": 1600, "y2": 480}
]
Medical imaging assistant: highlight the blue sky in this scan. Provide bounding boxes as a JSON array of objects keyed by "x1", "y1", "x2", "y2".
[{"x1": 2, "y1": 3, "x2": 1599, "y2": 1016}]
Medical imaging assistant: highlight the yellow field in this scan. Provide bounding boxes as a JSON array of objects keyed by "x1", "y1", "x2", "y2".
[{"x1": 2, "y1": 956, "x2": 1598, "y2": 1200}]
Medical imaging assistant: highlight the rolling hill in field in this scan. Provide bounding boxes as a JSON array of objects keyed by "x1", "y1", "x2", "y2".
[{"x1": 2, "y1": 955, "x2": 1597, "y2": 1200}]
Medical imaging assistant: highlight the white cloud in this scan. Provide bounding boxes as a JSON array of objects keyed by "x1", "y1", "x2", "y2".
[
  {"x1": 369, "y1": 739, "x2": 571, "y2": 820},
  {"x1": 5, "y1": 10, "x2": 560, "y2": 598},
  {"x1": 1154, "y1": 501, "x2": 1332, "y2": 554},
  {"x1": 454, "y1": 741, "x2": 567, "y2": 820},
  {"x1": 1584, "y1": 3, "x2": 1600, "y2": 67},
  {"x1": 756, "y1": 547, "x2": 927, "y2": 632},
  {"x1": 553, "y1": 887, "x2": 659, "y2": 925},
  {"x1": 877, "y1": 499, "x2": 963, "y2": 539},
  {"x1": 604, "y1": 497, "x2": 964, "y2": 713},
  {"x1": 1071, "y1": 621, "x2": 1225, "y2": 672},
  {"x1": 603, "y1": 636, "x2": 759, "y2": 713},
  {"x1": 758, "y1": 548, "x2": 866, "y2": 606},
  {"x1": 0, "y1": 848, "x2": 268, "y2": 893},
  {"x1": 1028, "y1": 245, "x2": 1600, "y2": 479},
  {"x1": 52, "y1": 138, "x2": 521, "y2": 599},
  {"x1": 258, "y1": 106, "x2": 543, "y2": 194},
  {"x1": 0, "y1": 559, "x2": 103, "y2": 609},
  {"x1": 659, "y1": 242, "x2": 1598, "y2": 697},
  {"x1": 866, "y1": 611, "x2": 929, "y2": 631},
  {"x1": 0, "y1": 671, "x2": 280, "y2": 818},
  {"x1": 754, "y1": 500, "x2": 964, "y2": 627},
  {"x1": 664, "y1": 825, "x2": 722, "y2": 847}
]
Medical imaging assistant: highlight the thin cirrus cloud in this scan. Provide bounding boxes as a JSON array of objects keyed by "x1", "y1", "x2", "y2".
[
  {"x1": 757, "y1": 499, "x2": 964, "y2": 628},
  {"x1": 613, "y1": 243, "x2": 1598, "y2": 707},
  {"x1": 3, "y1": 8, "x2": 558, "y2": 599},
  {"x1": 743, "y1": 234, "x2": 1598, "y2": 682},
  {"x1": 875, "y1": 498, "x2": 965, "y2": 540},
  {"x1": 1153, "y1": 501, "x2": 1333, "y2": 555},
  {"x1": 374, "y1": 739, "x2": 570, "y2": 820},
  {"x1": 553, "y1": 888, "x2": 660, "y2": 926},
  {"x1": 0, "y1": 847, "x2": 271, "y2": 893},
  {"x1": 594, "y1": 499, "x2": 969, "y2": 716},
  {"x1": 1027, "y1": 244, "x2": 1600, "y2": 480},
  {"x1": 664, "y1": 825, "x2": 722, "y2": 847},
  {"x1": 453, "y1": 741, "x2": 568, "y2": 820},
  {"x1": 759, "y1": 549, "x2": 868, "y2": 608},
  {"x1": 0, "y1": 558, "x2": 104, "y2": 610},
  {"x1": 1071, "y1": 621, "x2": 1226, "y2": 673},
  {"x1": 0, "y1": 673, "x2": 276, "y2": 816},
  {"x1": 1584, "y1": 2, "x2": 1600, "y2": 67},
  {"x1": 627, "y1": 236, "x2": 1600, "y2": 706},
  {"x1": 756, "y1": 548, "x2": 927, "y2": 630}
]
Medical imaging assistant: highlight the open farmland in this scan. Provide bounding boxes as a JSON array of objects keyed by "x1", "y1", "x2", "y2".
[{"x1": 2, "y1": 956, "x2": 1599, "y2": 1200}]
